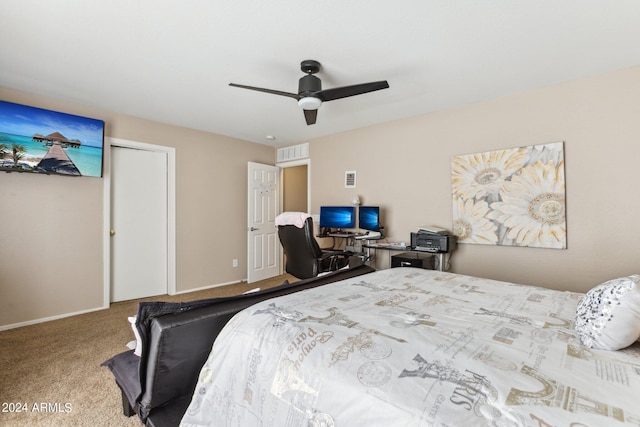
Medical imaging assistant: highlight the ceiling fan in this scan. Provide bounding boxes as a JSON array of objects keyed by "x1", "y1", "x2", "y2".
[{"x1": 229, "y1": 60, "x2": 389, "y2": 125}]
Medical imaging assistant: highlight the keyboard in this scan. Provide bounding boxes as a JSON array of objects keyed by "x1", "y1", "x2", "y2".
[{"x1": 329, "y1": 232, "x2": 356, "y2": 237}]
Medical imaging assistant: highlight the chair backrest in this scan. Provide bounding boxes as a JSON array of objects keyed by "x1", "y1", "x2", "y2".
[{"x1": 277, "y1": 216, "x2": 323, "y2": 279}]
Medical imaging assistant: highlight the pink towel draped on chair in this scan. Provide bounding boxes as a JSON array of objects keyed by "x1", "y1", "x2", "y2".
[{"x1": 275, "y1": 212, "x2": 311, "y2": 228}]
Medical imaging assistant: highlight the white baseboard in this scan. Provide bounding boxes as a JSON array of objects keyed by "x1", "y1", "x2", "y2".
[
  {"x1": 1, "y1": 279, "x2": 250, "y2": 330},
  {"x1": 0, "y1": 304, "x2": 109, "y2": 331},
  {"x1": 172, "y1": 279, "x2": 247, "y2": 295}
]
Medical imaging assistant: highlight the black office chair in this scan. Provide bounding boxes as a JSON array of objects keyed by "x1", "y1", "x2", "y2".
[{"x1": 277, "y1": 215, "x2": 351, "y2": 279}]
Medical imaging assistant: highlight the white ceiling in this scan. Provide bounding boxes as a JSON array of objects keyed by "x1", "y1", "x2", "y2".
[{"x1": 2, "y1": 1, "x2": 640, "y2": 147}]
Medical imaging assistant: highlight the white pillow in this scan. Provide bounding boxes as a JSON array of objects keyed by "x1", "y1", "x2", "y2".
[
  {"x1": 128, "y1": 316, "x2": 143, "y2": 356},
  {"x1": 575, "y1": 275, "x2": 640, "y2": 350}
]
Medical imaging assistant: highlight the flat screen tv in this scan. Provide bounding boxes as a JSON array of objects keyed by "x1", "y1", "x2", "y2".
[
  {"x1": 359, "y1": 206, "x2": 381, "y2": 231},
  {"x1": 0, "y1": 100, "x2": 105, "y2": 177},
  {"x1": 319, "y1": 206, "x2": 356, "y2": 229}
]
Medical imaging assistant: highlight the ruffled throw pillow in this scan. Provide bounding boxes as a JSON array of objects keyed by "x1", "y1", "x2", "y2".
[{"x1": 575, "y1": 275, "x2": 640, "y2": 350}]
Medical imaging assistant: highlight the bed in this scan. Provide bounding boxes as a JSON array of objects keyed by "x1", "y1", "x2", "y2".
[{"x1": 179, "y1": 267, "x2": 640, "y2": 427}]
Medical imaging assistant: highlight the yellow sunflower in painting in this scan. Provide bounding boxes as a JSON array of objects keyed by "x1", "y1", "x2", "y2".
[
  {"x1": 488, "y1": 161, "x2": 566, "y2": 248},
  {"x1": 452, "y1": 196, "x2": 498, "y2": 244},
  {"x1": 452, "y1": 147, "x2": 529, "y2": 201}
]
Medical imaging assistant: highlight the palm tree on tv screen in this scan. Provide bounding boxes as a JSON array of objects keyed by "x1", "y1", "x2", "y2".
[{"x1": 11, "y1": 143, "x2": 26, "y2": 167}]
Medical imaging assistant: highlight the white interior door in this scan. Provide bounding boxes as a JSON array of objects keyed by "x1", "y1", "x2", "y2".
[
  {"x1": 247, "y1": 162, "x2": 280, "y2": 283},
  {"x1": 111, "y1": 146, "x2": 168, "y2": 301}
]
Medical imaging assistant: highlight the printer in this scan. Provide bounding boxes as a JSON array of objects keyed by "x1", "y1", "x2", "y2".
[{"x1": 411, "y1": 228, "x2": 457, "y2": 253}]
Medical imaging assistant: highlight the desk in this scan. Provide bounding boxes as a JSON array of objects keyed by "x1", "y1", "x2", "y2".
[
  {"x1": 317, "y1": 233, "x2": 354, "y2": 252},
  {"x1": 317, "y1": 232, "x2": 366, "y2": 252},
  {"x1": 362, "y1": 243, "x2": 448, "y2": 271},
  {"x1": 319, "y1": 232, "x2": 366, "y2": 238}
]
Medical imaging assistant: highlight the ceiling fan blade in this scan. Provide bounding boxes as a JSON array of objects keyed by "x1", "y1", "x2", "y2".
[
  {"x1": 303, "y1": 109, "x2": 318, "y2": 125},
  {"x1": 229, "y1": 83, "x2": 299, "y2": 99},
  {"x1": 316, "y1": 81, "x2": 389, "y2": 102}
]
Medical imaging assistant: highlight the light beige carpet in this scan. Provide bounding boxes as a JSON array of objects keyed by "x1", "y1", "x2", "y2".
[{"x1": 0, "y1": 274, "x2": 296, "y2": 427}]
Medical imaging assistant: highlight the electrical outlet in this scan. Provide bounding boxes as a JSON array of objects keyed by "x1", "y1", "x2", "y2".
[{"x1": 232, "y1": 259, "x2": 238, "y2": 268}]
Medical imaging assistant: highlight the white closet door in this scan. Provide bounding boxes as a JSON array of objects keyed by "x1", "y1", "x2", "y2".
[{"x1": 111, "y1": 146, "x2": 167, "y2": 301}]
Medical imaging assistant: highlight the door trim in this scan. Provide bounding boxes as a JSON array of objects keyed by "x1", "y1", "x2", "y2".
[{"x1": 103, "y1": 137, "x2": 176, "y2": 307}]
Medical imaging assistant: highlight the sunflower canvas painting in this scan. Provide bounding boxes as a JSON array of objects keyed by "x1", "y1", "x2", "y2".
[{"x1": 451, "y1": 142, "x2": 566, "y2": 249}]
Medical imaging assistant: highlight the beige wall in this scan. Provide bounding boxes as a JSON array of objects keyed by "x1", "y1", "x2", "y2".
[
  {"x1": 308, "y1": 67, "x2": 640, "y2": 293},
  {"x1": 0, "y1": 87, "x2": 274, "y2": 328}
]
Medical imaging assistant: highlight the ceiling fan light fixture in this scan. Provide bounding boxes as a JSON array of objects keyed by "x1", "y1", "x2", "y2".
[
  {"x1": 229, "y1": 60, "x2": 389, "y2": 125},
  {"x1": 298, "y1": 97, "x2": 322, "y2": 110}
]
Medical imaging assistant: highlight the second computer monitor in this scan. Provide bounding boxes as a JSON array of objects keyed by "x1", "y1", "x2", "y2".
[
  {"x1": 359, "y1": 206, "x2": 381, "y2": 232},
  {"x1": 319, "y1": 206, "x2": 356, "y2": 229}
]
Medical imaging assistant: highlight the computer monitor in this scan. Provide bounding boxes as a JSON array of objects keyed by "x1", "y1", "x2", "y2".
[
  {"x1": 359, "y1": 206, "x2": 381, "y2": 232},
  {"x1": 319, "y1": 206, "x2": 356, "y2": 229}
]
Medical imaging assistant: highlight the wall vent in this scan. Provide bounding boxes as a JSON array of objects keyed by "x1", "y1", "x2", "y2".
[
  {"x1": 345, "y1": 171, "x2": 356, "y2": 188},
  {"x1": 277, "y1": 142, "x2": 309, "y2": 163}
]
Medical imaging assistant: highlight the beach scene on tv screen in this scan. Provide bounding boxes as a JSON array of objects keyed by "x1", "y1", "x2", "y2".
[{"x1": 0, "y1": 101, "x2": 104, "y2": 177}]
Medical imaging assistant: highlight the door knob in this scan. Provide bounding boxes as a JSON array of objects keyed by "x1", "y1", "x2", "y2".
[
  {"x1": 110, "y1": 230, "x2": 116, "y2": 236},
  {"x1": 249, "y1": 227, "x2": 259, "y2": 231}
]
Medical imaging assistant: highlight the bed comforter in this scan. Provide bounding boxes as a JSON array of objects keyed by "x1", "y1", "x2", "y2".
[{"x1": 181, "y1": 268, "x2": 640, "y2": 426}]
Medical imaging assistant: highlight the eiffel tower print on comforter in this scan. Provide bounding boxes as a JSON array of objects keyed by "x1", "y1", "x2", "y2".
[{"x1": 180, "y1": 267, "x2": 640, "y2": 427}]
